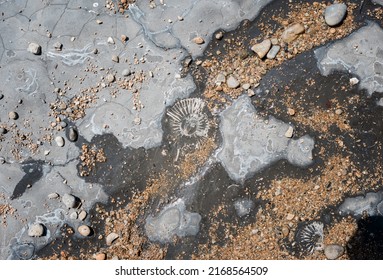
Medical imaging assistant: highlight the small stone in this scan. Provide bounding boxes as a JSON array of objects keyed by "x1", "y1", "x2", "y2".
[
  {"x1": 8, "y1": 111, "x2": 18, "y2": 120},
  {"x1": 55, "y1": 136, "x2": 65, "y2": 147},
  {"x1": 121, "y1": 34, "x2": 128, "y2": 42},
  {"x1": 106, "y1": 74, "x2": 115, "y2": 83},
  {"x1": 266, "y1": 45, "x2": 281, "y2": 59},
  {"x1": 251, "y1": 39, "x2": 272, "y2": 59},
  {"x1": 215, "y1": 72, "x2": 226, "y2": 85},
  {"x1": 270, "y1": 38, "x2": 279, "y2": 45},
  {"x1": 27, "y1": 43, "x2": 41, "y2": 55},
  {"x1": 78, "y1": 225, "x2": 91, "y2": 237},
  {"x1": 324, "y1": 3, "x2": 347, "y2": 27},
  {"x1": 215, "y1": 31, "x2": 223, "y2": 40},
  {"x1": 335, "y1": 109, "x2": 343, "y2": 115},
  {"x1": 192, "y1": 36, "x2": 205, "y2": 44},
  {"x1": 227, "y1": 75, "x2": 240, "y2": 89},
  {"x1": 53, "y1": 42, "x2": 63, "y2": 51},
  {"x1": 70, "y1": 37, "x2": 76, "y2": 42},
  {"x1": 68, "y1": 127, "x2": 78, "y2": 142},
  {"x1": 0, "y1": 127, "x2": 6, "y2": 134},
  {"x1": 28, "y1": 223, "x2": 44, "y2": 237},
  {"x1": 0, "y1": 157, "x2": 5, "y2": 164},
  {"x1": 48, "y1": 192, "x2": 59, "y2": 199},
  {"x1": 286, "y1": 213, "x2": 295, "y2": 220},
  {"x1": 69, "y1": 211, "x2": 78, "y2": 220},
  {"x1": 324, "y1": 244, "x2": 344, "y2": 260},
  {"x1": 0, "y1": 93, "x2": 3, "y2": 99},
  {"x1": 96, "y1": 19, "x2": 103, "y2": 24},
  {"x1": 78, "y1": 210, "x2": 87, "y2": 221},
  {"x1": 62, "y1": 193, "x2": 76, "y2": 208},
  {"x1": 107, "y1": 37, "x2": 115, "y2": 44},
  {"x1": 93, "y1": 48, "x2": 98, "y2": 54},
  {"x1": 106, "y1": 232, "x2": 119, "y2": 246},
  {"x1": 242, "y1": 83, "x2": 251, "y2": 90},
  {"x1": 281, "y1": 23, "x2": 305, "y2": 43},
  {"x1": 284, "y1": 126, "x2": 294, "y2": 138},
  {"x1": 330, "y1": 28, "x2": 336, "y2": 34},
  {"x1": 44, "y1": 150, "x2": 50, "y2": 156},
  {"x1": 247, "y1": 89, "x2": 255, "y2": 97},
  {"x1": 112, "y1": 55, "x2": 119, "y2": 63},
  {"x1": 349, "y1": 77, "x2": 359, "y2": 85},
  {"x1": 60, "y1": 121, "x2": 67, "y2": 128},
  {"x1": 177, "y1": 15, "x2": 184, "y2": 21},
  {"x1": 95, "y1": 253, "x2": 106, "y2": 260},
  {"x1": 122, "y1": 69, "x2": 131, "y2": 76},
  {"x1": 287, "y1": 108, "x2": 296, "y2": 116}
]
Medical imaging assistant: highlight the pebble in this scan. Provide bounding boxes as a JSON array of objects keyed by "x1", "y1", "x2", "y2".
[
  {"x1": 349, "y1": 77, "x2": 359, "y2": 85},
  {"x1": 122, "y1": 69, "x2": 131, "y2": 76},
  {"x1": 247, "y1": 89, "x2": 255, "y2": 97},
  {"x1": 48, "y1": 192, "x2": 59, "y2": 199},
  {"x1": 53, "y1": 42, "x2": 62, "y2": 51},
  {"x1": 44, "y1": 150, "x2": 50, "y2": 156},
  {"x1": 27, "y1": 42, "x2": 41, "y2": 55},
  {"x1": 28, "y1": 223, "x2": 44, "y2": 237},
  {"x1": 68, "y1": 127, "x2": 78, "y2": 142},
  {"x1": 251, "y1": 39, "x2": 271, "y2": 59},
  {"x1": 96, "y1": 19, "x2": 103, "y2": 24},
  {"x1": 106, "y1": 232, "x2": 119, "y2": 246},
  {"x1": 62, "y1": 193, "x2": 76, "y2": 208},
  {"x1": 69, "y1": 211, "x2": 78, "y2": 220},
  {"x1": 55, "y1": 136, "x2": 65, "y2": 147},
  {"x1": 324, "y1": 244, "x2": 344, "y2": 260},
  {"x1": 286, "y1": 213, "x2": 295, "y2": 220},
  {"x1": 8, "y1": 111, "x2": 18, "y2": 120},
  {"x1": 266, "y1": 45, "x2": 281, "y2": 59},
  {"x1": 60, "y1": 121, "x2": 67, "y2": 128},
  {"x1": 95, "y1": 253, "x2": 106, "y2": 260},
  {"x1": 215, "y1": 32, "x2": 223, "y2": 40},
  {"x1": 0, "y1": 93, "x2": 3, "y2": 99},
  {"x1": 287, "y1": 108, "x2": 296, "y2": 116},
  {"x1": 106, "y1": 74, "x2": 115, "y2": 83},
  {"x1": 335, "y1": 108, "x2": 343, "y2": 115},
  {"x1": 121, "y1": 34, "x2": 128, "y2": 42},
  {"x1": 215, "y1": 73, "x2": 226, "y2": 85},
  {"x1": 78, "y1": 210, "x2": 87, "y2": 221},
  {"x1": 324, "y1": 3, "x2": 347, "y2": 27},
  {"x1": 112, "y1": 55, "x2": 119, "y2": 63},
  {"x1": 242, "y1": 83, "x2": 251, "y2": 90},
  {"x1": 0, "y1": 157, "x2": 5, "y2": 164},
  {"x1": 107, "y1": 37, "x2": 115, "y2": 44},
  {"x1": 78, "y1": 225, "x2": 91, "y2": 237},
  {"x1": 281, "y1": 23, "x2": 305, "y2": 43},
  {"x1": 0, "y1": 127, "x2": 6, "y2": 134},
  {"x1": 284, "y1": 126, "x2": 294, "y2": 138},
  {"x1": 192, "y1": 36, "x2": 205, "y2": 45},
  {"x1": 227, "y1": 75, "x2": 240, "y2": 89},
  {"x1": 271, "y1": 38, "x2": 279, "y2": 45}
]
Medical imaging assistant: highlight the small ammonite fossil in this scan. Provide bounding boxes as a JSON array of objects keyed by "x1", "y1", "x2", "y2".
[{"x1": 167, "y1": 98, "x2": 210, "y2": 138}]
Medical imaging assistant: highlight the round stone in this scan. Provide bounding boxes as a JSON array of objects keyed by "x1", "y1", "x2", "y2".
[
  {"x1": 0, "y1": 127, "x2": 7, "y2": 134},
  {"x1": 192, "y1": 36, "x2": 205, "y2": 44},
  {"x1": 62, "y1": 193, "x2": 76, "y2": 208},
  {"x1": 251, "y1": 39, "x2": 272, "y2": 59},
  {"x1": 281, "y1": 23, "x2": 305, "y2": 43},
  {"x1": 106, "y1": 74, "x2": 115, "y2": 83},
  {"x1": 95, "y1": 253, "x2": 106, "y2": 260},
  {"x1": 324, "y1": 244, "x2": 344, "y2": 260},
  {"x1": 78, "y1": 210, "x2": 87, "y2": 221},
  {"x1": 122, "y1": 69, "x2": 131, "y2": 76},
  {"x1": 48, "y1": 192, "x2": 59, "y2": 199},
  {"x1": 28, "y1": 223, "x2": 44, "y2": 237},
  {"x1": 55, "y1": 136, "x2": 65, "y2": 147},
  {"x1": 8, "y1": 111, "x2": 18, "y2": 120},
  {"x1": 78, "y1": 225, "x2": 91, "y2": 237},
  {"x1": 324, "y1": 3, "x2": 347, "y2": 26},
  {"x1": 69, "y1": 211, "x2": 78, "y2": 220},
  {"x1": 0, "y1": 157, "x2": 5, "y2": 164}
]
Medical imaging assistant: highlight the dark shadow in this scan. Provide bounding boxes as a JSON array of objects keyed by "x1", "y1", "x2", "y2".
[{"x1": 347, "y1": 216, "x2": 383, "y2": 260}]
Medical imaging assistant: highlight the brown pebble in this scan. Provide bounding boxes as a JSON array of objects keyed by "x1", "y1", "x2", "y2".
[
  {"x1": 112, "y1": 55, "x2": 119, "y2": 63},
  {"x1": 121, "y1": 34, "x2": 128, "y2": 42},
  {"x1": 287, "y1": 108, "x2": 296, "y2": 116},
  {"x1": 192, "y1": 36, "x2": 205, "y2": 45},
  {"x1": 95, "y1": 253, "x2": 106, "y2": 260},
  {"x1": 330, "y1": 28, "x2": 336, "y2": 34}
]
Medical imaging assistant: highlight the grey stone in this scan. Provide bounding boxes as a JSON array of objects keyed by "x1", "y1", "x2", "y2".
[
  {"x1": 106, "y1": 74, "x2": 115, "y2": 83},
  {"x1": 69, "y1": 211, "x2": 78, "y2": 220},
  {"x1": 267, "y1": 45, "x2": 281, "y2": 59},
  {"x1": 8, "y1": 111, "x2": 18, "y2": 120},
  {"x1": 0, "y1": 127, "x2": 6, "y2": 134},
  {"x1": 122, "y1": 69, "x2": 131, "y2": 76},
  {"x1": 227, "y1": 75, "x2": 240, "y2": 88},
  {"x1": 217, "y1": 95, "x2": 314, "y2": 182},
  {"x1": 315, "y1": 22, "x2": 383, "y2": 95},
  {"x1": 251, "y1": 39, "x2": 271, "y2": 59},
  {"x1": 62, "y1": 193, "x2": 76, "y2": 208},
  {"x1": 48, "y1": 193, "x2": 59, "y2": 199},
  {"x1": 215, "y1": 73, "x2": 226, "y2": 85},
  {"x1": 324, "y1": 244, "x2": 344, "y2": 260},
  {"x1": 68, "y1": 127, "x2": 78, "y2": 142},
  {"x1": 324, "y1": 3, "x2": 347, "y2": 27},
  {"x1": 28, "y1": 223, "x2": 44, "y2": 237},
  {"x1": 27, "y1": 43, "x2": 41, "y2": 55}
]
